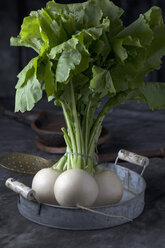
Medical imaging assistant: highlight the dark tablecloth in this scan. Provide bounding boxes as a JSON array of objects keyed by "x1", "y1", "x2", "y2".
[{"x1": 0, "y1": 98, "x2": 165, "y2": 248}]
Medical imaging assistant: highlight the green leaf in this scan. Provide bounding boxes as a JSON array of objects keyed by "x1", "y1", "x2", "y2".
[
  {"x1": 44, "y1": 61, "x2": 55, "y2": 97},
  {"x1": 122, "y1": 36, "x2": 142, "y2": 47},
  {"x1": 18, "y1": 14, "x2": 43, "y2": 53},
  {"x1": 117, "y1": 13, "x2": 153, "y2": 47},
  {"x1": 16, "y1": 58, "x2": 35, "y2": 89},
  {"x1": 110, "y1": 55, "x2": 144, "y2": 92},
  {"x1": 90, "y1": 66, "x2": 116, "y2": 97},
  {"x1": 10, "y1": 37, "x2": 21, "y2": 46},
  {"x1": 139, "y1": 25, "x2": 165, "y2": 76},
  {"x1": 111, "y1": 39, "x2": 128, "y2": 62},
  {"x1": 133, "y1": 82, "x2": 165, "y2": 110},
  {"x1": 10, "y1": 36, "x2": 42, "y2": 54},
  {"x1": 49, "y1": 38, "x2": 79, "y2": 59},
  {"x1": 96, "y1": 0, "x2": 124, "y2": 36},
  {"x1": 37, "y1": 8, "x2": 67, "y2": 50},
  {"x1": 47, "y1": 0, "x2": 103, "y2": 30},
  {"x1": 20, "y1": 15, "x2": 40, "y2": 41},
  {"x1": 143, "y1": 6, "x2": 164, "y2": 29},
  {"x1": 72, "y1": 73, "x2": 89, "y2": 92},
  {"x1": 74, "y1": 18, "x2": 110, "y2": 48},
  {"x1": 109, "y1": 7, "x2": 165, "y2": 92},
  {"x1": 90, "y1": 33, "x2": 111, "y2": 61},
  {"x1": 15, "y1": 71, "x2": 42, "y2": 112},
  {"x1": 56, "y1": 49, "x2": 82, "y2": 82},
  {"x1": 75, "y1": 44, "x2": 90, "y2": 75}
]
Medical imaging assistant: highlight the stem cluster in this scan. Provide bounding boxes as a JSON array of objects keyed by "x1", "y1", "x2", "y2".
[{"x1": 53, "y1": 81, "x2": 128, "y2": 175}]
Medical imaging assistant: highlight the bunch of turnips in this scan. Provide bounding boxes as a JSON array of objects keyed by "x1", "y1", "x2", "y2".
[
  {"x1": 32, "y1": 167, "x2": 123, "y2": 206},
  {"x1": 11, "y1": 0, "x2": 165, "y2": 207}
]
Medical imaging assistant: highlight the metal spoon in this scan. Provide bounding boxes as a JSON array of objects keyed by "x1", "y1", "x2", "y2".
[{"x1": 0, "y1": 153, "x2": 58, "y2": 175}]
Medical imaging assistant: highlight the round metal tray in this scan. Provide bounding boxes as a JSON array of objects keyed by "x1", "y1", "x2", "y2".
[{"x1": 17, "y1": 163, "x2": 146, "y2": 230}]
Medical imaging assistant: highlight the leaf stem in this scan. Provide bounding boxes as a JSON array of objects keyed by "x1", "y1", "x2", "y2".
[
  {"x1": 88, "y1": 92, "x2": 128, "y2": 154},
  {"x1": 69, "y1": 81, "x2": 83, "y2": 169},
  {"x1": 60, "y1": 100, "x2": 77, "y2": 153}
]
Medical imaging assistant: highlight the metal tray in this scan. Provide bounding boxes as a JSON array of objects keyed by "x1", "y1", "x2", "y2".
[{"x1": 17, "y1": 163, "x2": 146, "y2": 230}]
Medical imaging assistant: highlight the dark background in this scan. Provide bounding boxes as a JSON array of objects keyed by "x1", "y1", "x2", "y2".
[{"x1": 1, "y1": 0, "x2": 165, "y2": 98}]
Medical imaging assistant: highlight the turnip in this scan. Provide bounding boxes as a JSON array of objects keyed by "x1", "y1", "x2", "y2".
[
  {"x1": 54, "y1": 169, "x2": 99, "y2": 207},
  {"x1": 32, "y1": 168, "x2": 61, "y2": 204},
  {"x1": 94, "y1": 170, "x2": 123, "y2": 206},
  {"x1": 11, "y1": 0, "x2": 165, "y2": 209}
]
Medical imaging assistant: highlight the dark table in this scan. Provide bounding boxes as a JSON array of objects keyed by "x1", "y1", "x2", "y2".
[{"x1": 0, "y1": 98, "x2": 165, "y2": 248}]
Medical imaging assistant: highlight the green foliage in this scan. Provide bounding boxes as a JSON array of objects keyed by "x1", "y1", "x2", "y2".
[
  {"x1": 10, "y1": 0, "x2": 165, "y2": 172},
  {"x1": 11, "y1": 1, "x2": 165, "y2": 113}
]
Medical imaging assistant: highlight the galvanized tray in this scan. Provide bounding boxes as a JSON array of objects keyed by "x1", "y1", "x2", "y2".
[{"x1": 17, "y1": 161, "x2": 147, "y2": 230}]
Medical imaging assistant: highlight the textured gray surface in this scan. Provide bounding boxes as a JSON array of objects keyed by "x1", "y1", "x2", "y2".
[{"x1": 0, "y1": 98, "x2": 165, "y2": 248}]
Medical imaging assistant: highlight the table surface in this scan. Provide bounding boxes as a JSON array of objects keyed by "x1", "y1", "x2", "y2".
[{"x1": 0, "y1": 98, "x2": 165, "y2": 248}]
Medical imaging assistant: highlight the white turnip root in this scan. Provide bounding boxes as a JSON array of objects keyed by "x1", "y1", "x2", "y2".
[
  {"x1": 32, "y1": 168, "x2": 61, "y2": 204},
  {"x1": 54, "y1": 169, "x2": 99, "y2": 207},
  {"x1": 94, "y1": 170, "x2": 123, "y2": 206}
]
